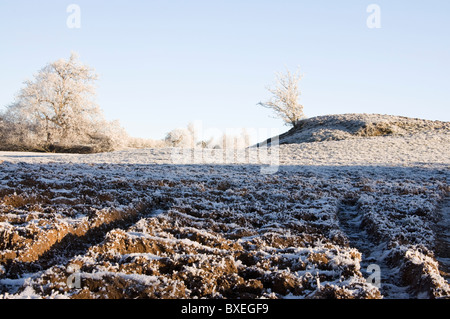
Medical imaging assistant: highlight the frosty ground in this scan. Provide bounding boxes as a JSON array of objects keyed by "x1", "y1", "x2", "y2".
[{"x1": 0, "y1": 116, "x2": 449, "y2": 299}]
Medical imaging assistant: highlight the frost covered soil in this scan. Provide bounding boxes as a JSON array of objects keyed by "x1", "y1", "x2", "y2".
[{"x1": 0, "y1": 130, "x2": 449, "y2": 299}]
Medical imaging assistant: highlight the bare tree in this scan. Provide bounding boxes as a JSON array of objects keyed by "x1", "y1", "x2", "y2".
[{"x1": 258, "y1": 68, "x2": 305, "y2": 126}]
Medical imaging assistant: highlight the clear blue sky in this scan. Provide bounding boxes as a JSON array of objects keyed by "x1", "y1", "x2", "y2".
[{"x1": 1, "y1": 0, "x2": 449, "y2": 140}]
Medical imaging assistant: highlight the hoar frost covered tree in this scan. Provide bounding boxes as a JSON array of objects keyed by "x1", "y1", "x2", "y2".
[
  {"x1": 165, "y1": 123, "x2": 198, "y2": 148},
  {"x1": 1, "y1": 53, "x2": 129, "y2": 152},
  {"x1": 165, "y1": 122, "x2": 251, "y2": 149},
  {"x1": 258, "y1": 68, "x2": 305, "y2": 126}
]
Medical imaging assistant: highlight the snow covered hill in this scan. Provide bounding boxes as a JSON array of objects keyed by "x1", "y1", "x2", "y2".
[{"x1": 267, "y1": 113, "x2": 449, "y2": 145}]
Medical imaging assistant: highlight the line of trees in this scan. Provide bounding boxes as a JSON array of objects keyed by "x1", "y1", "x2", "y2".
[
  {"x1": 164, "y1": 67, "x2": 305, "y2": 149},
  {"x1": 0, "y1": 54, "x2": 304, "y2": 153},
  {"x1": 164, "y1": 122, "x2": 252, "y2": 149}
]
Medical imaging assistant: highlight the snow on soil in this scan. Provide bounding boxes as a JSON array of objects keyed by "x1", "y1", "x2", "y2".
[
  {"x1": 433, "y1": 197, "x2": 450, "y2": 283},
  {"x1": 0, "y1": 116, "x2": 449, "y2": 299}
]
